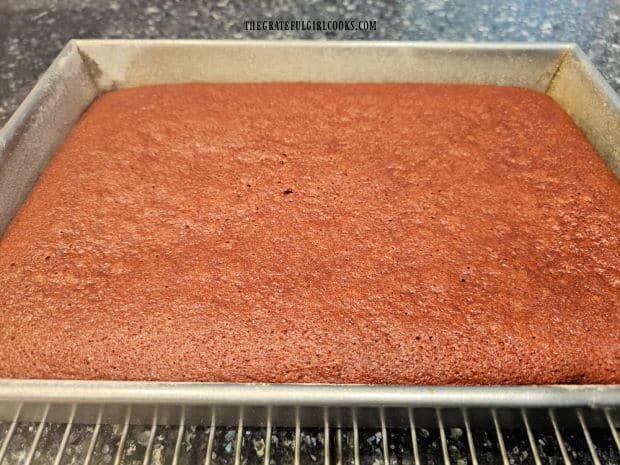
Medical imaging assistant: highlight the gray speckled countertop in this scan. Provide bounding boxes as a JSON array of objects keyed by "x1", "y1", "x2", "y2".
[{"x1": 0, "y1": 0, "x2": 618, "y2": 128}]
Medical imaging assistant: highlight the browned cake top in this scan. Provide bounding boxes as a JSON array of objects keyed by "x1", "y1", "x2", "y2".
[{"x1": 0, "y1": 83, "x2": 618, "y2": 384}]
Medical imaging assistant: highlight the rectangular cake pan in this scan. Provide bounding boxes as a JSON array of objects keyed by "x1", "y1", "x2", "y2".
[{"x1": 0, "y1": 40, "x2": 618, "y2": 427}]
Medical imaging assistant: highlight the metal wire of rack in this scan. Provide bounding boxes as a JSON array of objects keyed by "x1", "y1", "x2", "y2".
[{"x1": 0, "y1": 405, "x2": 618, "y2": 465}]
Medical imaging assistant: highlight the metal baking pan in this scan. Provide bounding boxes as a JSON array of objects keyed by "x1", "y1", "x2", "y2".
[{"x1": 0, "y1": 40, "x2": 619, "y2": 431}]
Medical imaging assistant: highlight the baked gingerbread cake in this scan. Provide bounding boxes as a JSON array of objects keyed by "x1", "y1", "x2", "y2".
[{"x1": 0, "y1": 83, "x2": 618, "y2": 384}]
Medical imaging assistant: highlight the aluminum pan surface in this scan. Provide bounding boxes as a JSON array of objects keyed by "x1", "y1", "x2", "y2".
[
  {"x1": 0, "y1": 41, "x2": 618, "y2": 411},
  {"x1": 0, "y1": 380, "x2": 618, "y2": 408},
  {"x1": 75, "y1": 39, "x2": 568, "y2": 91},
  {"x1": 0, "y1": 41, "x2": 98, "y2": 235}
]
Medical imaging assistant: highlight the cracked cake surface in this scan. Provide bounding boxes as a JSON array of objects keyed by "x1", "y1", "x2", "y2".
[{"x1": 0, "y1": 82, "x2": 618, "y2": 384}]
